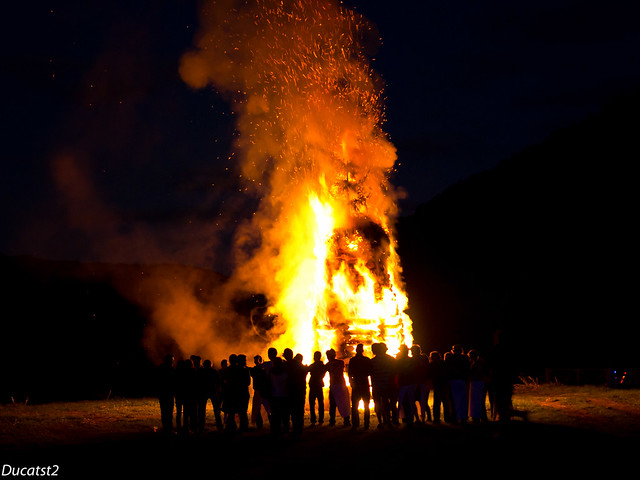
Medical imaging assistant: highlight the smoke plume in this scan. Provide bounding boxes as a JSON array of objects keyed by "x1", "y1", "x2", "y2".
[{"x1": 172, "y1": 0, "x2": 409, "y2": 358}]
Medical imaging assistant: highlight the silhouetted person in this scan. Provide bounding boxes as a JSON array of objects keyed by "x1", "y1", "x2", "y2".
[
  {"x1": 250, "y1": 355, "x2": 270, "y2": 429},
  {"x1": 282, "y1": 348, "x2": 295, "y2": 432},
  {"x1": 224, "y1": 354, "x2": 251, "y2": 434},
  {"x1": 396, "y1": 345, "x2": 417, "y2": 425},
  {"x1": 487, "y1": 329, "x2": 515, "y2": 422},
  {"x1": 200, "y1": 359, "x2": 220, "y2": 432},
  {"x1": 288, "y1": 353, "x2": 308, "y2": 435},
  {"x1": 269, "y1": 357, "x2": 288, "y2": 436},
  {"x1": 308, "y1": 351, "x2": 327, "y2": 426},
  {"x1": 237, "y1": 354, "x2": 252, "y2": 431},
  {"x1": 389, "y1": 350, "x2": 400, "y2": 425},
  {"x1": 192, "y1": 355, "x2": 208, "y2": 434},
  {"x1": 445, "y1": 345, "x2": 470, "y2": 424},
  {"x1": 370, "y1": 343, "x2": 396, "y2": 428},
  {"x1": 219, "y1": 358, "x2": 229, "y2": 425},
  {"x1": 411, "y1": 345, "x2": 432, "y2": 423},
  {"x1": 221, "y1": 354, "x2": 235, "y2": 428},
  {"x1": 156, "y1": 354, "x2": 175, "y2": 435},
  {"x1": 207, "y1": 359, "x2": 224, "y2": 430},
  {"x1": 468, "y1": 349, "x2": 489, "y2": 422},
  {"x1": 348, "y1": 343, "x2": 372, "y2": 429},
  {"x1": 326, "y1": 349, "x2": 350, "y2": 427},
  {"x1": 175, "y1": 358, "x2": 195, "y2": 435},
  {"x1": 429, "y1": 351, "x2": 449, "y2": 423},
  {"x1": 261, "y1": 347, "x2": 278, "y2": 427},
  {"x1": 262, "y1": 347, "x2": 278, "y2": 376}
]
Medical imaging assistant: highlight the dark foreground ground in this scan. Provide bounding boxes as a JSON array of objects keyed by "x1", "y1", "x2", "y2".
[
  {"x1": 2, "y1": 420, "x2": 636, "y2": 479},
  {"x1": 2, "y1": 386, "x2": 639, "y2": 478}
]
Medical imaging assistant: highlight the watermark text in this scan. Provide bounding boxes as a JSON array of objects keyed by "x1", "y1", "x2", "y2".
[{"x1": 2, "y1": 465, "x2": 59, "y2": 477}]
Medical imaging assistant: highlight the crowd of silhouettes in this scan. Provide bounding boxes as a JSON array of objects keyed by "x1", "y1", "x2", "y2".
[{"x1": 155, "y1": 334, "x2": 515, "y2": 437}]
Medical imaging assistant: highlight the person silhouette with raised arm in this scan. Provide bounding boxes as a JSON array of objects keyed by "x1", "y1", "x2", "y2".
[
  {"x1": 326, "y1": 349, "x2": 351, "y2": 427},
  {"x1": 308, "y1": 351, "x2": 327, "y2": 426}
]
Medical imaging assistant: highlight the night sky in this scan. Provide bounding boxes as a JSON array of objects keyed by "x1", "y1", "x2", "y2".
[{"x1": 3, "y1": 0, "x2": 640, "y2": 270}]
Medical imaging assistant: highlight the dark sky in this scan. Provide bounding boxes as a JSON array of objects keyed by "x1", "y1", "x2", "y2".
[{"x1": 2, "y1": 0, "x2": 640, "y2": 269}]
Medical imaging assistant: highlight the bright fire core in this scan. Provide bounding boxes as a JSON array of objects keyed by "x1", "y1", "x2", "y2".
[
  {"x1": 271, "y1": 175, "x2": 413, "y2": 359},
  {"x1": 180, "y1": 0, "x2": 413, "y2": 359}
]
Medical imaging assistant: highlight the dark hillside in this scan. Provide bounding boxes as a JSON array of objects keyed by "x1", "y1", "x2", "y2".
[{"x1": 398, "y1": 89, "x2": 639, "y2": 372}]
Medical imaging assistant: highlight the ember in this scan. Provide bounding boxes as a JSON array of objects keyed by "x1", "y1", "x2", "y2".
[{"x1": 180, "y1": 0, "x2": 412, "y2": 359}]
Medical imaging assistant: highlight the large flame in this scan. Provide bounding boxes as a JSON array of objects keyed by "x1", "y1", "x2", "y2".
[{"x1": 180, "y1": 0, "x2": 412, "y2": 359}]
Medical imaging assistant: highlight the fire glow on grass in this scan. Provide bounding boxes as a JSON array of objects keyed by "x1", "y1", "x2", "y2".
[{"x1": 180, "y1": 0, "x2": 412, "y2": 359}]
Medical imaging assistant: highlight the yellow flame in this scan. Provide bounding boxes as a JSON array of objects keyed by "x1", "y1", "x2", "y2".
[
  {"x1": 269, "y1": 172, "x2": 412, "y2": 359},
  {"x1": 268, "y1": 188, "x2": 336, "y2": 356}
]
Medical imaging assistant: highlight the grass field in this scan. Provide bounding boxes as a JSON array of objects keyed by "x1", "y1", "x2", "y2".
[
  {"x1": 1, "y1": 383, "x2": 638, "y2": 477},
  {"x1": 511, "y1": 383, "x2": 640, "y2": 435}
]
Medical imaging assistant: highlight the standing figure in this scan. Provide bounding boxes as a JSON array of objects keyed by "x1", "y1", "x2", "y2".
[
  {"x1": 396, "y1": 345, "x2": 418, "y2": 425},
  {"x1": 468, "y1": 349, "x2": 489, "y2": 422},
  {"x1": 370, "y1": 343, "x2": 396, "y2": 428},
  {"x1": 308, "y1": 351, "x2": 327, "y2": 426},
  {"x1": 348, "y1": 344, "x2": 372, "y2": 429},
  {"x1": 261, "y1": 347, "x2": 278, "y2": 427},
  {"x1": 429, "y1": 351, "x2": 449, "y2": 423},
  {"x1": 216, "y1": 359, "x2": 229, "y2": 428},
  {"x1": 175, "y1": 358, "x2": 195, "y2": 435},
  {"x1": 411, "y1": 345, "x2": 432, "y2": 423},
  {"x1": 281, "y1": 348, "x2": 295, "y2": 433},
  {"x1": 223, "y1": 354, "x2": 251, "y2": 433},
  {"x1": 326, "y1": 349, "x2": 351, "y2": 427},
  {"x1": 156, "y1": 354, "x2": 175, "y2": 435},
  {"x1": 268, "y1": 357, "x2": 288, "y2": 436},
  {"x1": 445, "y1": 345, "x2": 470, "y2": 424},
  {"x1": 192, "y1": 355, "x2": 208, "y2": 434},
  {"x1": 288, "y1": 353, "x2": 308, "y2": 435},
  {"x1": 250, "y1": 355, "x2": 270, "y2": 429},
  {"x1": 200, "y1": 359, "x2": 220, "y2": 433},
  {"x1": 487, "y1": 329, "x2": 515, "y2": 422}
]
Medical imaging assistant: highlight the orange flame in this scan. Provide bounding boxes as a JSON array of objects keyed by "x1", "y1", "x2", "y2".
[{"x1": 180, "y1": 0, "x2": 412, "y2": 360}]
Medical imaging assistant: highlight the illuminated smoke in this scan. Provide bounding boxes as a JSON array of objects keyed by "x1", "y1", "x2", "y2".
[{"x1": 175, "y1": 0, "x2": 412, "y2": 359}]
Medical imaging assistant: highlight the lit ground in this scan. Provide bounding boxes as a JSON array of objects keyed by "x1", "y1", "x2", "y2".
[{"x1": 1, "y1": 384, "x2": 638, "y2": 477}]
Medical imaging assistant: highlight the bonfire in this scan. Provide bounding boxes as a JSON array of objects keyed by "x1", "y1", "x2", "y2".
[{"x1": 179, "y1": 0, "x2": 412, "y2": 359}]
